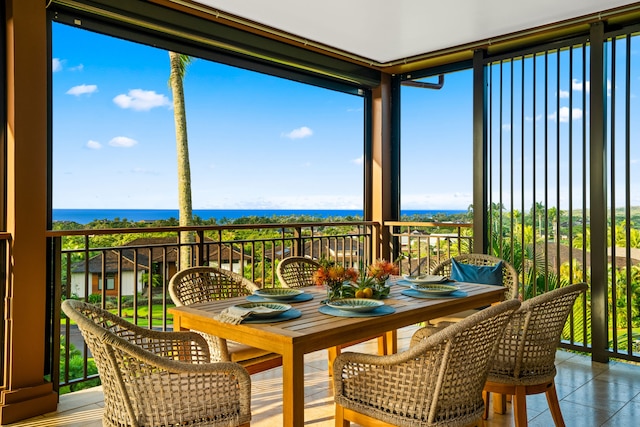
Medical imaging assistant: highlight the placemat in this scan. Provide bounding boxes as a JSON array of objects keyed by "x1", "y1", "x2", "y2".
[
  {"x1": 401, "y1": 289, "x2": 468, "y2": 299},
  {"x1": 246, "y1": 293, "x2": 314, "y2": 303},
  {"x1": 318, "y1": 304, "x2": 396, "y2": 318},
  {"x1": 240, "y1": 308, "x2": 302, "y2": 324}
]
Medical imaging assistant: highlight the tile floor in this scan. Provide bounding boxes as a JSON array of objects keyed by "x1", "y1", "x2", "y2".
[{"x1": 8, "y1": 324, "x2": 640, "y2": 427}]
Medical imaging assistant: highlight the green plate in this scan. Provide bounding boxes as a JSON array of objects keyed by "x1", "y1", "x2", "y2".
[
  {"x1": 326, "y1": 298, "x2": 384, "y2": 313},
  {"x1": 253, "y1": 288, "x2": 303, "y2": 300},
  {"x1": 403, "y1": 274, "x2": 448, "y2": 284},
  {"x1": 408, "y1": 283, "x2": 460, "y2": 296}
]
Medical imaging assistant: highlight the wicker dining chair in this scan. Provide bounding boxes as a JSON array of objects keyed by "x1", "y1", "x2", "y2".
[
  {"x1": 169, "y1": 265, "x2": 282, "y2": 374},
  {"x1": 408, "y1": 256, "x2": 439, "y2": 276},
  {"x1": 333, "y1": 299, "x2": 521, "y2": 427},
  {"x1": 482, "y1": 282, "x2": 588, "y2": 427},
  {"x1": 276, "y1": 256, "x2": 320, "y2": 290},
  {"x1": 276, "y1": 256, "x2": 391, "y2": 375},
  {"x1": 61, "y1": 299, "x2": 251, "y2": 427},
  {"x1": 432, "y1": 253, "x2": 519, "y2": 300},
  {"x1": 426, "y1": 253, "x2": 519, "y2": 325}
]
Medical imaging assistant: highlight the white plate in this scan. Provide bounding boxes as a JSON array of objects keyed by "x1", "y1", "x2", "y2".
[
  {"x1": 403, "y1": 274, "x2": 448, "y2": 284},
  {"x1": 253, "y1": 288, "x2": 303, "y2": 300},
  {"x1": 409, "y1": 283, "x2": 460, "y2": 295},
  {"x1": 232, "y1": 302, "x2": 292, "y2": 318},
  {"x1": 326, "y1": 298, "x2": 384, "y2": 313}
]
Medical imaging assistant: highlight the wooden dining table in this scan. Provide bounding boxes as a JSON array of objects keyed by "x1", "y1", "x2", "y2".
[{"x1": 169, "y1": 280, "x2": 506, "y2": 427}]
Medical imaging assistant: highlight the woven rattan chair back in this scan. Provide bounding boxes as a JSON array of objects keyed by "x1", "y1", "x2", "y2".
[
  {"x1": 169, "y1": 266, "x2": 282, "y2": 372},
  {"x1": 276, "y1": 256, "x2": 320, "y2": 288},
  {"x1": 169, "y1": 266, "x2": 258, "y2": 306},
  {"x1": 431, "y1": 253, "x2": 519, "y2": 300},
  {"x1": 334, "y1": 299, "x2": 521, "y2": 427},
  {"x1": 61, "y1": 299, "x2": 251, "y2": 427},
  {"x1": 483, "y1": 282, "x2": 588, "y2": 426}
]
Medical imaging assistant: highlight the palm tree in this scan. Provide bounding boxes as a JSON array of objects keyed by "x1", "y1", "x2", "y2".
[
  {"x1": 169, "y1": 52, "x2": 195, "y2": 268},
  {"x1": 531, "y1": 201, "x2": 545, "y2": 239}
]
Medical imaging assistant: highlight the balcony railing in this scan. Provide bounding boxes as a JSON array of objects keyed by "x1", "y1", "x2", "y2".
[
  {"x1": 49, "y1": 220, "x2": 475, "y2": 392},
  {"x1": 48, "y1": 218, "x2": 608, "y2": 392},
  {"x1": 386, "y1": 220, "x2": 473, "y2": 274}
]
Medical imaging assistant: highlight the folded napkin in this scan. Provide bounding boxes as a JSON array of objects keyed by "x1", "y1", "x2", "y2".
[
  {"x1": 214, "y1": 305, "x2": 276, "y2": 324},
  {"x1": 423, "y1": 275, "x2": 449, "y2": 284}
]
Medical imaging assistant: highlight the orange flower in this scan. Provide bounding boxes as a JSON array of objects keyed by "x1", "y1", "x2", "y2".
[
  {"x1": 367, "y1": 259, "x2": 399, "y2": 280},
  {"x1": 313, "y1": 265, "x2": 359, "y2": 287}
]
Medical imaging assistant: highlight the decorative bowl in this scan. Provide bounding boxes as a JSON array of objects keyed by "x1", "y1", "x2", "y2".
[
  {"x1": 403, "y1": 274, "x2": 448, "y2": 284},
  {"x1": 232, "y1": 302, "x2": 292, "y2": 318},
  {"x1": 326, "y1": 298, "x2": 384, "y2": 313},
  {"x1": 409, "y1": 283, "x2": 460, "y2": 295},
  {"x1": 253, "y1": 288, "x2": 303, "y2": 300}
]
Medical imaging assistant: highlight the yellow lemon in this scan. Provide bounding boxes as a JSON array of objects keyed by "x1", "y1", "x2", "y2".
[
  {"x1": 355, "y1": 289, "x2": 365, "y2": 298},
  {"x1": 362, "y1": 287, "x2": 373, "y2": 298}
]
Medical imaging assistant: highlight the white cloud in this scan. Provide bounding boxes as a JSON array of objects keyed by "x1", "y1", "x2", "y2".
[
  {"x1": 66, "y1": 84, "x2": 98, "y2": 96},
  {"x1": 548, "y1": 106, "x2": 583, "y2": 122},
  {"x1": 69, "y1": 64, "x2": 84, "y2": 72},
  {"x1": 401, "y1": 192, "x2": 473, "y2": 210},
  {"x1": 86, "y1": 140, "x2": 102, "y2": 149},
  {"x1": 502, "y1": 123, "x2": 511, "y2": 131},
  {"x1": 352, "y1": 155, "x2": 364, "y2": 165},
  {"x1": 572, "y1": 78, "x2": 590, "y2": 92},
  {"x1": 108, "y1": 136, "x2": 138, "y2": 148},
  {"x1": 578, "y1": 79, "x2": 610, "y2": 96},
  {"x1": 283, "y1": 126, "x2": 313, "y2": 139},
  {"x1": 559, "y1": 89, "x2": 570, "y2": 98},
  {"x1": 52, "y1": 58, "x2": 62, "y2": 72},
  {"x1": 113, "y1": 89, "x2": 171, "y2": 111}
]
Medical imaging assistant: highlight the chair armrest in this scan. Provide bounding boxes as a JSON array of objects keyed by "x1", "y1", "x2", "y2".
[
  {"x1": 109, "y1": 325, "x2": 212, "y2": 363},
  {"x1": 410, "y1": 321, "x2": 454, "y2": 347},
  {"x1": 118, "y1": 358, "x2": 252, "y2": 425},
  {"x1": 102, "y1": 322, "x2": 210, "y2": 363},
  {"x1": 108, "y1": 335, "x2": 251, "y2": 396},
  {"x1": 333, "y1": 339, "x2": 447, "y2": 399},
  {"x1": 333, "y1": 345, "x2": 447, "y2": 423}
]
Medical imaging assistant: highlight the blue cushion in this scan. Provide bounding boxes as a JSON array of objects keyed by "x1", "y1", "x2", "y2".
[{"x1": 450, "y1": 258, "x2": 503, "y2": 286}]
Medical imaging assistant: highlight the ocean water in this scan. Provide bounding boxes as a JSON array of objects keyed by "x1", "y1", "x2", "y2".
[{"x1": 52, "y1": 208, "x2": 466, "y2": 224}]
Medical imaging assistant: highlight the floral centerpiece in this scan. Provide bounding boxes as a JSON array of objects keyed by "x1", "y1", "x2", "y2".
[
  {"x1": 312, "y1": 261, "x2": 358, "y2": 301},
  {"x1": 313, "y1": 259, "x2": 399, "y2": 300}
]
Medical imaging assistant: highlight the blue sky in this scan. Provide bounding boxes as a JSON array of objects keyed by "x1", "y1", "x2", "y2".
[
  {"x1": 51, "y1": 22, "x2": 476, "y2": 211},
  {"x1": 51, "y1": 23, "x2": 640, "y2": 214}
]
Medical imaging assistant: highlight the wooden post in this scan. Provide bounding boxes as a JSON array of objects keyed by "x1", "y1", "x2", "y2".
[
  {"x1": 369, "y1": 74, "x2": 394, "y2": 261},
  {"x1": 0, "y1": 0, "x2": 58, "y2": 423}
]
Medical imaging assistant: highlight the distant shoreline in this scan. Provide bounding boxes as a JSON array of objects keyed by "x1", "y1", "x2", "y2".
[{"x1": 52, "y1": 208, "x2": 467, "y2": 225}]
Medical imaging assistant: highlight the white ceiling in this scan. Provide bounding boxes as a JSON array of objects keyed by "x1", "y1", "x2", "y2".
[{"x1": 193, "y1": 0, "x2": 638, "y2": 64}]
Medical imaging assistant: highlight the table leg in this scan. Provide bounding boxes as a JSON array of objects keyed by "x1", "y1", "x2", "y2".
[
  {"x1": 172, "y1": 314, "x2": 183, "y2": 331},
  {"x1": 385, "y1": 330, "x2": 397, "y2": 354},
  {"x1": 282, "y1": 347, "x2": 305, "y2": 427}
]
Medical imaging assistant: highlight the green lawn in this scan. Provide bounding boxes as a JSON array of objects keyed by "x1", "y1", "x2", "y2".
[
  {"x1": 62, "y1": 303, "x2": 176, "y2": 329},
  {"x1": 117, "y1": 304, "x2": 176, "y2": 328}
]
